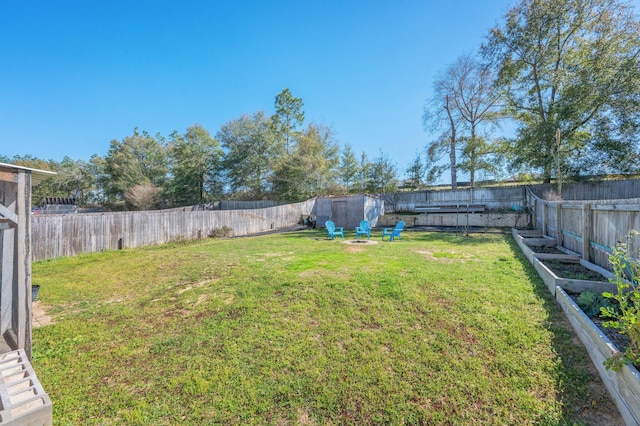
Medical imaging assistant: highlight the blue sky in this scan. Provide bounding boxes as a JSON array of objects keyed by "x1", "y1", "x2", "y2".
[{"x1": 2, "y1": 1, "x2": 637, "y2": 182}]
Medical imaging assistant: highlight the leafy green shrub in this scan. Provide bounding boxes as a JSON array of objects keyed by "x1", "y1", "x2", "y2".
[
  {"x1": 209, "y1": 226, "x2": 233, "y2": 238},
  {"x1": 601, "y1": 231, "x2": 640, "y2": 371},
  {"x1": 576, "y1": 291, "x2": 610, "y2": 317}
]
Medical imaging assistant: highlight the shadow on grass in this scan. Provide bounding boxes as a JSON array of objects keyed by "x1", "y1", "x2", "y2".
[{"x1": 504, "y1": 234, "x2": 622, "y2": 425}]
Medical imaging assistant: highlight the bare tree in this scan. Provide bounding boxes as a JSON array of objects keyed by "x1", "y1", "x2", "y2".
[
  {"x1": 424, "y1": 53, "x2": 502, "y2": 187},
  {"x1": 424, "y1": 85, "x2": 459, "y2": 188},
  {"x1": 448, "y1": 54, "x2": 502, "y2": 186},
  {"x1": 125, "y1": 183, "x2": 160, "y2": 211}
]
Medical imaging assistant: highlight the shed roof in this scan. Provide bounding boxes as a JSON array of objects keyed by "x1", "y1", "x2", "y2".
[{"x1": 0, "y1": 162, "x2": 56, "y2": 185}]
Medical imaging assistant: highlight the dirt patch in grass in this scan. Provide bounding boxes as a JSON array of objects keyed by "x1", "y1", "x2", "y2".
[
  {"x1": 344, "y1": 245, "x2": 366, "y2": 253},
  {"x1": 32, "y1": 302, "x2": 52, "y2": 328},
  {"x1": 297, "y1": 408, "x2": 312, "y2": 425},
  {"x1": 414, "y1": 249, "x2": 474, "y2": 263},
  {"x1": 176, "y1": 279, "x2": 216, "y2": 295},
  {"x1": 343, "y1": 240, "x2": 378, "y2": 253}
]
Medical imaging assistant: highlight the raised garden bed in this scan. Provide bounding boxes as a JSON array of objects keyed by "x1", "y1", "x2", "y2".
[
  {"x1": 537, "y1": 255, "x2": 615, "y2": 295},
  {"x1": 526, "y1": 245, "x2": 582, "y2": 261},
  {"x1": 513, "y1": 229, "x2": 615, "y2": 295},
  {"x1": 556, "y1": 288, "x2": 640, "y2": 426},
  {"x1": 531, "y1": 246, "x2": 565, "y2": 255},
  {"x1": 512, "y1": 228, "x2": 640, "y2": 425},
  {"x1": 521, "y1": 236, "x2": 557, "y2": 247},
  {"x1": 542, "y1": 258, "x2": 609, "y2": 282},
  {"x1": 566, "y1": 292, "x2": 631, "y2": 352}
]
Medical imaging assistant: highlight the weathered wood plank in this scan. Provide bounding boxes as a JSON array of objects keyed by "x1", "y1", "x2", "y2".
[
  {"x1": 582, "y1": 204, "x2": 592, "y2": 263},
  {"x1": 16, "y1": 171, "x2": 30, "y2": 358},
  {"x1": 523, "y1": 237, "x2": 557, "y2": 247},
  {"x1": 556, "y1": 203, "x2": 563, "y2": 246},
  {"x1": 1, "y1": 180, "x2": 18, "y2": 346},
  {"x1": 414, "y1": 205, "x2": 486, "y2": 213},
  {"x1": 515, "y1": 229, "x2": 543, "y2": 237},
  {"x1": 0, "y1": 203, "x2": 18, "y2": 225},
  {"x1": 533, "y1": 253, "x2": 581, "y2": 261},
  {"x1": 0, "y1": 172, "x2": 16, "y2": 183},
  {"x1": 591, "y1": 204, "x2": 640, "y2": 212}
]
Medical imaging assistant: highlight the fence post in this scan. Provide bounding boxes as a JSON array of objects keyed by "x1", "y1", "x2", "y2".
[
  {"x1": 531, "y1": 196, "x2": 537, "y2": 229},
  {"x1": 527, "y1": 188, "x2": 535, "y2": 228},
  {"x1": 582, "y1": 203, "x2": 592, "y2": 262},
  {"x1": 542, "y1": 201, "x2": 548, "y2": 236},
  {"x1": 556, "y1": 203, "x2": 563, "y2": 247}
]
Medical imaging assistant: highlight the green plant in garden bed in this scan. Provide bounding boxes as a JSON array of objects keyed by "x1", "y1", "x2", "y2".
[
  {"x1": 577, "y1": 291, "x2": 611, "y2": 317},
  {"x1": 32, "y1": 231, "x2": 619, "y2": 424},
  {"x1": 601, "y1": 231, "x2": 640, "y2": 371}
]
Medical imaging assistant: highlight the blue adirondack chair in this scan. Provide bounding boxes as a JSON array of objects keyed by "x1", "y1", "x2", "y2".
[
  {"x1": 355, "y1": 220, "x2": 371, "y2": 239},
  {"x1": 325, "y1": 220, "x2": 344, "y2": 239},
  {"x1": 382, "y1": 221, "x2": 405, "y2": 241}
]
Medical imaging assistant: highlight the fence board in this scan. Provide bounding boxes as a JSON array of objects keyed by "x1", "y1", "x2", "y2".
[
  {"x1": 529, "y1": 179, "x2": 640, "y2": 200},
  {"x1": 561, "y1": 206, "x2": 584, "y2": 255}
]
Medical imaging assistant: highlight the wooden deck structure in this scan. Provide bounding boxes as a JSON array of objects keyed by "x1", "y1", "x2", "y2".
[
  {"x1": 0, "y1": 163, "x2": 55, "y2": 425},
  {"x1": 0, "y1": 163, "x2": 55, "y2": 358}
]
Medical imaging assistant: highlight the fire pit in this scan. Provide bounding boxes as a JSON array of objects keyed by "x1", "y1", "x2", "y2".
[{"x1": 343, "y1": 240, "x2": 378, "y2": 245}]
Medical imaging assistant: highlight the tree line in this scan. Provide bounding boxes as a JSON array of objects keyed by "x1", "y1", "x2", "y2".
[
  {"x1": 4, "y1": 0, "x2": 640, "y2": 209},
  {"x1": 421, "y1": 0, "x2": 640, "y2": 189},
  {"x1": 3, "y1": 88, "x2": 399, "y2": 210}
]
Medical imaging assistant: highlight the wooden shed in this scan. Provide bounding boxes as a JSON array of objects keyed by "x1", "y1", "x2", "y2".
[
  {"x1": 315, "y1": 195, "x2": 385, "y2": 229},
  {"x1": 0, "y1": 163, "x2": 54, "y2": 424}
]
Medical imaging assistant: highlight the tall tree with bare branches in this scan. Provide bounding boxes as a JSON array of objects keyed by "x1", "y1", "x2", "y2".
[{"x1": 424, "y1": 53, "x2": 501, "y2": 187}]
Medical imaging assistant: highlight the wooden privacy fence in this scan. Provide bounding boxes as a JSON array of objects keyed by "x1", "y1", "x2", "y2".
[
  {"x1": 32, "y1": 199, "x2": 315, "y2": 261},
  {"x1": 390, "y1": 179, "x2": 640, "y2": 213},
  {"x1": 392, "y1": 186, "x2": 526, "y2": 212},
  {"x1": 527, "y1": 188, "x2": 640, "y2": 272}
]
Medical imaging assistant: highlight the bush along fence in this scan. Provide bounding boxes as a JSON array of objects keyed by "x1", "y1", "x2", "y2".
[{"x1": 31, "y1": 199, "x2": 315, "y2": 261}]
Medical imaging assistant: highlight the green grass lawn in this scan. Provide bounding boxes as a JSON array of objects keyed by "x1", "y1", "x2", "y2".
[{"x1": 32, "y1": 230, "x2": 615, "y2": 424}]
